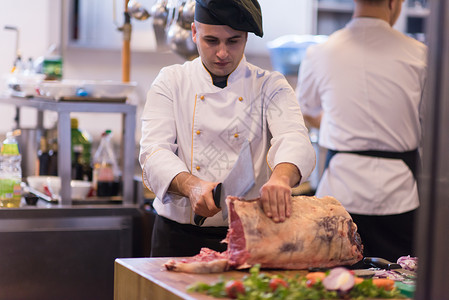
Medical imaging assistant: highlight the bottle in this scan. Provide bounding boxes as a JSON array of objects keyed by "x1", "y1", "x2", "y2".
[
  {"x1": 42, "y1": 44, "x2": 63, "y2": 80},
  {"x1": 71, "y1": 145, "x2": 84, "y2": 180},
  {"x1": 93, "y1": 130, "x2": 121, "y2": 197},
  {"x1": 71, "y1": 118, "x2": 92, "y2": 181},
  {"x1": 0, "y1": 132, "x2": 22, "y2": 208},
  {"x1": 37, "y1": 136, "x2": 50, "y2": 175},
  {"x1": 47, "y1": 138, "x2": 58, "y2": 176},
  {"x1": 11, "y1": 55, "x2": 24, "y2": 74}
]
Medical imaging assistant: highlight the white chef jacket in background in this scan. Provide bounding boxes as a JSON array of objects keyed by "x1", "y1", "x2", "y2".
[
  {"x1": 140, "y1": 56, "x2": 316, "y2": 226},
  {"x1": 297, "y1": 18, "x2": 427, "y2": 215}
]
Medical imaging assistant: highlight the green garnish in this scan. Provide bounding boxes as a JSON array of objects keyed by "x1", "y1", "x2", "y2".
[{"x1": 187, "y1": 265, "x2": 406, "y2": 299}]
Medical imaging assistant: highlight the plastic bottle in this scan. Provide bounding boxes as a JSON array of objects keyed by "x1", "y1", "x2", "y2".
[
  {"x1": 92, "y1": 130, "x2": 121, "y2": 197},
  {"x1": 0, "y1": 132, "x2": 22, "y2": 207},
  {"x1": 71, "y1": 118, "x2": 92, "y2": 181}
]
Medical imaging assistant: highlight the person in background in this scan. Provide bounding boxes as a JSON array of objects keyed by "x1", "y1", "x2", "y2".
[
  {"x1": 140, "y1": 0, "x2": 316, "y2": 257},
  {"x1": 296, "y1": 0, "x2": 427, "y2": 262}
]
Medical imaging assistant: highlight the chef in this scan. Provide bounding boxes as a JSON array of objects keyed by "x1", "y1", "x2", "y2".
[
  {"x1": 139, "y1": 0, "x2": 315, "y2": 257},
  {"x1": 296, "y1": 0, "x2": 427, "y2": 262}
]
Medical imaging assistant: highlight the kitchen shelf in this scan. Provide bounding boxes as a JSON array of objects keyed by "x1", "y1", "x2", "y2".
[
  {"x1": 313, "y1": 0, "x2": 429, "y2": 37},
  {"x1": 317, "y1": 1, "x2": 353, "y2": 13},
  {"x1": 407, "y1": 7, "x2": 430, "y2": 18},
  {"x1": 0, "y1": 95, "x2": 137, "y2": 205},
  {"x1": 314, "y1": 0, "x2": 353, "y2": 35}
]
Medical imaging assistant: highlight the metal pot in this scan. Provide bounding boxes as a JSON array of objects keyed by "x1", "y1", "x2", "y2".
[
  {"x1": 180, "y1": 0, "x2": 195, "y2": 30},
  {"x1": 166, "y1": 21, "x2": 198, "y2": 60},
  {"x1": 150, "y1": 0, "x2": 170, "y2": 50}
]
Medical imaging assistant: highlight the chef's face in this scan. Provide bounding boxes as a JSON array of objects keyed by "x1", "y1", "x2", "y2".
[{"x1": 192, "y1": 21, "x2": 248, "y2": 78}]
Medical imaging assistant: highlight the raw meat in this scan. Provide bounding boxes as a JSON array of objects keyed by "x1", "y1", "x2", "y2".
[
  {"x1": 163, "y1": 248, "x2": 229, "y2": 273},
  {"x1": 226, "y1": 195, "x2": 363, "y2": 269},
  {"x1": 164, "y1": 195, "x2": 363, "y2": 273}
]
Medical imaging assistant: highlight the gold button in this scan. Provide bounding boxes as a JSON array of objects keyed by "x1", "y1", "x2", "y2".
[
  {"x1": 234, "y1": 133, "x2": 239, "y2": 138},
  {"x1": 196, "y1": 130, "x2": 201, "y2": 135},
  {"x1": 200, "y1": 95, "x2": 205, "y2": 100},
  {"x1": 196, "y1": 166, "x2": 201, "y2": 170},
  {"x1": 238, "y1": 97, "x2": 243, "y2": 101}
]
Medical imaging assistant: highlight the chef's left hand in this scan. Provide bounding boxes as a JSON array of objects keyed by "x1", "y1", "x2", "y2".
[{"x1": 259, "y1": 163, "x2": 301, "y2": 223}]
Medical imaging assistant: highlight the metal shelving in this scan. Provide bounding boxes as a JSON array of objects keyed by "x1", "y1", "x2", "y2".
[
  {"x1": 313, "y1": 0, "x2": 430, "y2": 37},
  {"x1": 0, "y1": 96, "x2": 137, "y2": 205}
]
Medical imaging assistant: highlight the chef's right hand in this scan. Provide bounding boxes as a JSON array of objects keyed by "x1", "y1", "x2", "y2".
[
  {"x1": 169, "y1": 172, "x2": 220, "y2": 217},
  {"x1": 188, "y1": 179, "x2": 221, "y2": 217}
]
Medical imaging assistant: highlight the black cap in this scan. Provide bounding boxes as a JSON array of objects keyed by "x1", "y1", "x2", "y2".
[{"x1": 194, "y1": 0, "x2": 263, "y2": 37}]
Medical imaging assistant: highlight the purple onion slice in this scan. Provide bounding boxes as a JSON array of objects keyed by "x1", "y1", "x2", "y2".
[{"x1": 322, "y1": 267, "x2": 355, "y2": 293}]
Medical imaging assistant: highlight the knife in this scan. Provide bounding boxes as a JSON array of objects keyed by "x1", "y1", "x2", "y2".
[
  {"x1": 363, "y1": 257, "x2": 416, "y2": 278},
  {"x1": 194, "y1": 139, "x2": 255, "y2": 226}
]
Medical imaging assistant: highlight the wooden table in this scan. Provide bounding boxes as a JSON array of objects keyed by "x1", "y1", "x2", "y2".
[{"x1": 114, "y1": 257, "x2": 307, "y2": 300}]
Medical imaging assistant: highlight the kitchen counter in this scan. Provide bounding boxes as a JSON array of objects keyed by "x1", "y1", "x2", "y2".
[
  {"x1": 0, "y1": 203, "x2": 147, "y2": 300},
  {"x1": 114, "y1": 257, "x2": 307, "y2": 300},
  {"x1": 114, "y1": 258, "x2": 412, "y2": 300},
  {"x1": 0, "y1": 200, "x2": 139, "y2": 218}
]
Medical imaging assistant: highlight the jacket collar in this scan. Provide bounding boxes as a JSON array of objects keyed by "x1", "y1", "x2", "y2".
[{"x1": 195, "y1": 55, "x2": 247, "y2": 90}]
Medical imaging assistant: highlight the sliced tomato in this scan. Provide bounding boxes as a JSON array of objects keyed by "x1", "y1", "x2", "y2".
[
  {"x1": 225, "y1": 280, "x2": 245, "y2": 298},
  {"x1": 269, "y1": 277, "x2": 288, "y2": 291},
  {"x1": 305, "y1": 272, "x2": 327, "y2": 287}
]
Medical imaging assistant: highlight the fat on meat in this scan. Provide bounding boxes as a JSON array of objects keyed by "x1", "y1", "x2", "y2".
[{"x1": 225, "y1": 195, "x2": 363, "y2": 269}]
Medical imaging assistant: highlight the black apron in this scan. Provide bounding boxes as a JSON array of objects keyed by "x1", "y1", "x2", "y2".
[{"x1": 324, "y1": 149, "x2": 419, "y2": 180}]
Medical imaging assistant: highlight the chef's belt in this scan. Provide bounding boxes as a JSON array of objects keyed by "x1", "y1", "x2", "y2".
[{"x1": 324, "y1": 148, "x2": 419, "y2": 180}]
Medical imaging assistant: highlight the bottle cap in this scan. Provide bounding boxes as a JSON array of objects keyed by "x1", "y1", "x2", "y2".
[{"x1": 71, "y1": 118, "x2": 79, "y2": 129}]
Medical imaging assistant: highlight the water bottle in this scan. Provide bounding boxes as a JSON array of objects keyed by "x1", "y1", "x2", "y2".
[
  {"x1": 0, "y1": 132, "x2": 22, "y2": 208},
  {"x1": 92, "y1": 130, "x2": 121, "y2": 197}
]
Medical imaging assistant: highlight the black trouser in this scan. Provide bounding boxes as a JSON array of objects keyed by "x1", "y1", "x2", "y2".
[
  {"x1": 150, "y1": 215, "x2": 228, "y2": 257},
  {"x1": 350, "y1": 209, "x2": 417, "y2": 263}
]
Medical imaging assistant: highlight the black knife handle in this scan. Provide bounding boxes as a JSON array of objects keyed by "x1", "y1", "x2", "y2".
[
  {"x1": 213, "y1": 183, "x2": 222, "y2": 208},
  {"x1": 193, "y1": 183, "x2": 223, "y2": 226},
  {"x1": 363, "y1": 257, "x2": 402, "y2": 270},
  {"x1": 194, "y1": 214, "x2": 206, "y2": 226}
]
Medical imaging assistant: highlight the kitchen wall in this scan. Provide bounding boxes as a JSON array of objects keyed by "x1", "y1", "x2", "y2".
[{"x1": 0, "y1": 0, "x2": 61, "y2": 133}]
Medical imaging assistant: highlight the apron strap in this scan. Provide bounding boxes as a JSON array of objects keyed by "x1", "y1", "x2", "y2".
[{"x1": 324, "y1": 149, "x2": 419, "y2": 180}]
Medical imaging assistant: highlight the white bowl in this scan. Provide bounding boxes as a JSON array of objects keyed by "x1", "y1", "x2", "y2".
[{"x1": 27, "y1": 176, "x2": 92, "y2": 200}]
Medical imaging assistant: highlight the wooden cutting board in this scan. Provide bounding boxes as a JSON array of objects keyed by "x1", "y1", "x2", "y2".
[
  {"x1": 114, "y1": 257, "x2": 307, "y2": 300},
  {"x1": 114, "y1": 257, "x2": 410, "y2": 300}
]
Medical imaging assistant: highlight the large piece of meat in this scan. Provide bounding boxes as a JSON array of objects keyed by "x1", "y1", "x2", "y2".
[
  {"x1": 164, "y1": 195, "x2": 363, "y2": 273},
  {"x1": 226, "y1": 195, "x2": 363, "y2": 270}
]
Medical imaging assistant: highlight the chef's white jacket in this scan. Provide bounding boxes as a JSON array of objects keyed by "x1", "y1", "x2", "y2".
[
  {"x1": 140, "y1": 56, "x2": 316, "y2": 226},
  {"x1": 297, "y1": 18, "x2": 427, "y2": 215}
]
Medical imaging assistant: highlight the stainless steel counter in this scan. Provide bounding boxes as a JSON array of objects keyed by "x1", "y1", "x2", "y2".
[{"x1": 0, "y1": 204, "x2": 148, "y2": 300}]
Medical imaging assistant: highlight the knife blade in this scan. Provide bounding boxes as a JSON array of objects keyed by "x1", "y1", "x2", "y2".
[
  {"x1": 363, "y1": 257, "x2": 416, "y2": 278},
  {"x1": 352, "y1": 269, "x2": 376, "y2": 278},
  {"x1": 194, "y1": 139, "x2": 255, "y2": 226},
  {"x1": 218, "y1": 139, "x2": 255, "y2": 220}
]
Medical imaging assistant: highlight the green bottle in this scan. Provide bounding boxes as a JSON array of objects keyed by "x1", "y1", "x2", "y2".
[{"x1": 71, "y1": 118, "x2": 92, "y2": 181}]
